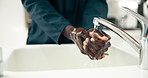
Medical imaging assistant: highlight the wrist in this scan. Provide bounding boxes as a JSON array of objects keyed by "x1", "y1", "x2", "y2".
[{"x1": 62, "y1": 25, "x2": 75, "y2": 39}]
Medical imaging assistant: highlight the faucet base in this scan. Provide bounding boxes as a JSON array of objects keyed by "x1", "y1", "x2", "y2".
[{"x1": 140, "y1": 38, "x2": 148, "y2": 70}]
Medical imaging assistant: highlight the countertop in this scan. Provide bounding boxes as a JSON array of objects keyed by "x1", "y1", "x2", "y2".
[{"x1": 1, "y1": 65, "x2": 148, "y2": 78}]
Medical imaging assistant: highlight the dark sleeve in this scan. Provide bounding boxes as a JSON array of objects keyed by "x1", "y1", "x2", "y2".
[
  {"x1": 21, "y1": 0, "x2": 71, "y2": 44},
  {"x1": 82, "y1": 0, "x2": 108, "y2": 30}
]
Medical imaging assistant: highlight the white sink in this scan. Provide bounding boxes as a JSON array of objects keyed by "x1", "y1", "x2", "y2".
[{"x1": 6, "y1": 44, "x2": 139, "y2": 71}]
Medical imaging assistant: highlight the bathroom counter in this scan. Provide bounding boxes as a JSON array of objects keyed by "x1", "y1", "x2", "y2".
[{"x1": 2, "y1": 65, "x2": 148, "y2": 78}]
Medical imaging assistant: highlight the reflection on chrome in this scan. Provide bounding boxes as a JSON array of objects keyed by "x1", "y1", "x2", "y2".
[{"x1": 93, "y1": 7, "x2": 148, "y2": 69}]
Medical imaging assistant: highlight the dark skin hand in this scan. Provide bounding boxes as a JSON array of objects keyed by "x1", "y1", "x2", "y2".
[
  {"x1": 62, "y1": 25, "x2": 111, "y2": 60},
  {"x1": 84, "y1": 28, "x2": 111, "y2": 59}
]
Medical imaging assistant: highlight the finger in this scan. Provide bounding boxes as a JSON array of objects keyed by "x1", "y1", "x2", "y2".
[
  {"x1": 104, "y1": 47, "x2": 109, "y2": 52},
  {"x1": 90, "y1": 38, "x2": 105, "y2": 49},
  {"x1": 71, "y1": 29, "x2": 84, "y2": 53},
  {"x1": 95, "y1": 54, "x2": 102, "y2": 60},
  {"x1": 75, "y1": 33, "x2": 85, "y2": 53},
  {"x1": 88, "y1": 29, "x2": 110, "y2": 41},
  {"x1": 95, "y1": 49, "x2": 105, "y2": 60},
  {"x1": 90, "y1": 39, "x2": 106, "y2": 56},
  {"x1": 94, "y1": 41, "x2": 111, "y2": 60},
  {"x1": 83, "y1": 38, "x2": 96, "y2": 59},
  {"x1": 96, "y1": 56, "x2": 105, "y2": 60},
  {"x1": 89, "y1": 30, "x2": 103, "y2": 37},
  {"x1": 98, "y1": 52, "x2": 109, "y2": 60},
  {"x1": 84, "y1": 38, "x2": 97, "y2": 55},
  {"x1": 76, "y1": 27, "x2": 88, "y2": 39},
  {"x1": 74, "y1": 28, "x2": 87, "y2": 49},
  {"x1": 103, "y1": 42, "x2": 111, "y2": 52},
  {"x1": 81, "y1": 31, "x2": 89, "y2": 39},
  {"x1": 84, "y1": 45, "x2": 95, "y2": 60},
  {"x1": 104, "y1": 42, "x2": 111, "y2": 49},
  {"x1": 101, "y1": 31, "x2": 111, "y2": 40},
  {"x1": 96, "y1": 55, "x2": 106, "y2": 60},
  {"x1": 88, "y1": 38, "x2": 108, "y2": 60},
  {"x1": 95, "y1": 42, "x2": 111, "y2": 59},
  {"x1": 104, "y1": 48, "x2": 109, "y2": 52},
  {"x1": 83, "y1": 40, "x2": 88, "y2": 49},
  {"x1": 83, "y1": 38, "x2": 90, "y2": 46},
  {"x1": 87, "y1": 38, "x2": 98, "y2": 54},
  {"x1": 94, "y1": 40, "x2": 106, "y2": 59},
  {"x1": 71, "y1": 28, "x2": 77, "y2": 41},
  {"x1": 97, "y1": 40, "x2": 105, "y2": 48},
  {"x1": 76, "y1": 32, "x2": 83, "y2": 43},
  {"x1": 89, "y1": 32, "x2": 109, "y2": 40}
]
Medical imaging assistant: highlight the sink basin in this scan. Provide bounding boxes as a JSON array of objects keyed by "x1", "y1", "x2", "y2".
[{"x1": 6, "y1": 44, "x2": 139, "y2": 71}]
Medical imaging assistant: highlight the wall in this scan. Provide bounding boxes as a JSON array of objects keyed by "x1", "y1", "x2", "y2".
[
  {"x1": 0, "y1": 0, "x2": 141, "y2": 46},
  {"x1": 0, "y1": 0, "x2": 27, "y2": 46},
  {"x1": 107, "y1": 0, "x2": 140, "y2": 29}
]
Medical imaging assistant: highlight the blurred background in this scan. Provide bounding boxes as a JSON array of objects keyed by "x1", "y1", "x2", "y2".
[{"x1": 0, "y1": 0, "x2": 147, "y2": 46}]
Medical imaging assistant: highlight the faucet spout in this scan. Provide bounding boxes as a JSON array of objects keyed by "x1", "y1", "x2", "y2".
[
  {"x1": 93, "y1": 17, "x2": 140, "y2": 53},
  {"x1": 122, "y1": 7, "x2": 148, "y2": 38},
  {"x1": 93, "y1": 7, "x2": 148, "y2": 70}
]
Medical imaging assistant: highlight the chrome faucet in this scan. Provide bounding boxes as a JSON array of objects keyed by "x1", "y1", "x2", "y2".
[{"x1": 93, "y1": 7, "x2": 148, "y2": 70}]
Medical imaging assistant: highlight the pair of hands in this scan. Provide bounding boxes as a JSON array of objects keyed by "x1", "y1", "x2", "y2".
[{"x1": 63, "y1": 25, "x2": 111, "y2": 60}]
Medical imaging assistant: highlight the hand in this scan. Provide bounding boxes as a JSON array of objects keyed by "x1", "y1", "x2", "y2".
[
  {"x1": 62, "y1": 25, "x2": 88, "y2": 54},
  {"x1": 63, "y1": 26, "x2": 111, "y2": 60},
  {"x1": 83, "y1": 28, "x2": 111, "y2": 60}
]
